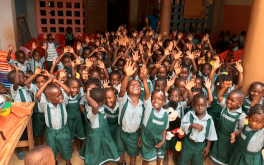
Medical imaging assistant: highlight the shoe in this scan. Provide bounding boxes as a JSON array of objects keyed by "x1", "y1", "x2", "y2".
[{"x1": 15, "y1": 149, "x2": 25, "y2": 160}]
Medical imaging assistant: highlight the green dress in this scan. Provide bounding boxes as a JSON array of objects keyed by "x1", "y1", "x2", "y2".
[
  {"x1": 139, "y1": 109, "x2": 168, "y2": 161},
  {"x1": 208, "y1": 90, "x2": 228, "y2": 131},
  {"x1": 210, "y1": 108, "x2": 241, "y2": 164},
  {"x1": 78, "y1": 111, "x2": 120, "y2": 165},
  {"x1": 178, "y1": 113, "x2": 211, "y2": 165},
  {"x1": 32, "y1": 99, "x2": 45, "y2": 137},
  {"x1": 139, "y1": 81, "x2": 152, "y2": 101},
  {"x1": 45, "y1": 104, "x2": 73, "y2": 160},
  {"x1": 242, "y1": 98, "x2": 251, "y2": 114},
  {"x1": 104, "y1": 106, "x2": 119, "y2": 140},
  {"x1": 67, "y1": 94, "x2": 85, "y2": 141},
  {"x1": 64, "y1": 67, "x2": 72, "y2": 77},
  {"x1": 228, "y1": 125, "x2": 263, "y2": 165}
]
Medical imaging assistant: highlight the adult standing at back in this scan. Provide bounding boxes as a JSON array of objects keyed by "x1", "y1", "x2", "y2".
[{"x1": 146, "y1": 9, "x2": 160, "y2": 31}]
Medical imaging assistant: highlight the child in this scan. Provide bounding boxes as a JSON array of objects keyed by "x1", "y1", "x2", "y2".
[
  {"x1": 7, "y1": 64, "x2": 32, "y2": 159},
  {"x1": 78, "y1": 88, "x2": 120, "y2": 165},
  {"x1": 115, "y1": 61, "x2": 144, "y2": 165},
  {"x1": 210, "y1": 81, "x2": 246, "y2": 165},
  {"x1": 36, "y1": 76, "x2": 72, "y2": 165},
  {"x1": 103, "y1": 87, "x2": 119, "y2": 139},
  {"x1": 139, "y1": 65, "x2": 168, "y2": 165},
  {"x1": 229, "y1": 104, "x2": 264, "y2": 165},
  {"x1": 110, "y1": 70, "x2": 122, "y2": 92},
  {"x1": 7, "y1": 45, "x2": 31, "y2": 77},
  {"x1": 242, "y1": 82, "x2": 264, "y2": 114},
  {"x1": 0, "y1": 83, "x2": 13, "y2": 102},
  {"x1": 66, "y1": 78, "x2": 85, "y2": 141},
  {"x1": 24, "y1": 146, "x2": 55, "y2": 165},
  {"x1": 28, "y1": 43, "x2": 47, "y2": 72},
  {"x1": 45, "y1": 34, "x2": 59, "y2": 70},
  {"x1": 65, "y1": 27, "x2": 75, "y2": 47},
  {"x1": 178, "y1": 94, "x2": 217, "y2": 165}
]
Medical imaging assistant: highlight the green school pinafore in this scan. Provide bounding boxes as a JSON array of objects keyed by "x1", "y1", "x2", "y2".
[
  {"x1": 208, "y1": 90, "x2": 228, "y2": 131},
  {"x1": 45, "y1": 104, "x2": 72, "y2": 160},
  {"x1": 242, "y1": 99, "x2": 251, "y2": 114},
  {"x1": 32, "y1": 99, "x2": 45, "y2": 137},
  {"x1": 78, "y1": 111, "x2": 120, "y2": 165},
  {"x1": 104, "y1": 107, "x2": 119, "y2": 140},
  {"x1": 139, "y1": 109, "x2": 168, "y2": 161},
  {"x1": 114, "y1": 100, "x2": 144, "y2": 157},
  {"x1": 210, "y1": 108, "x2": 241, "y2": 164},
  {"x1": 178, "y1": 114, "x2": 211, "y2": 165},
  {"x1": 19, "y1": 89, "x2": 28, "y2": 140},
  {"x1": 228, "y1": 125, "x2": 263, "y2": 165},
  {"x1": 139, "y1": 82, "x2": 151, "y2": 101},
  {"x1": 67, "y1": 94, "x2": 85, "y2": 141},
  {"x1": 64, "y1": 67, "x2": 72, "y2": 78}
]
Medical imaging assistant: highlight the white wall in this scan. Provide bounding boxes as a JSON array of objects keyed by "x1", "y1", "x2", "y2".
[
  {"x1": 0, "y1": 0, "x2": 19, "y2": 50},
  {"x1": 26, "y1": 0, "x2": 38, "y2": 38}
]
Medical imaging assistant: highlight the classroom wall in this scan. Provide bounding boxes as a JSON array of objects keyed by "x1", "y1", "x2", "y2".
[{"x1": 221, "y1": 0, "x2": 252, "y2": 35}]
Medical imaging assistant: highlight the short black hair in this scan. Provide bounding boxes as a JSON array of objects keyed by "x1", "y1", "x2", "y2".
[
  {"x1": 230, "y1": 89, "x2": 246, "y2": 103},
  {"x1": 248, "y1": 104, "x2": 264, "y2": 118},
  {"x1": 85, "y1": 78, "x2": 101, "y2": 89},
  {"x1": 62, "y1": 55, "x2": 71, "y2": 62},
  {"x1": 105, "y1": 87, "x2": 118, "y2": 96},
  {"x1": 7, "y1": 70, "x2": 23, "y2": 84},
  {"x1": 201, "y1": 63, "x2": 212, "y2": 70},
  {"x1": 43, "y1": 84, "x2": 60, "y2": 97},
  {"x1": 168, "y1": 87, "x2": 181, "y2": 96},
  {"x1": 156, "y1": 77, "x2": 167, "y2": 86},
  {"x1": 82, "y1": 47, "x2": 91, "y2": 53},
  {"x1": 214, "y1": 74, "x2": 232, "y2": 85},
  {"x1": 15, "y1": 50, "x2": 25, "y2": 57},
  {"x1": 90, "y1": 88, "x2": 106, "y2": 103},
  {"x1": 36, "y1": 75, "x2": 49, "y2": 81},
  {"x1": 193, "y1": 93, "x2": 207, "y2": 103},
  {"x1": 68, "y1": 77, "x2": 81, "y2": 86},
  {"x1": 181, "y1": 63, "x2": 190, "y2": 71},
  {"x1": 32, "y1": 50, "x2": 41, "y2": 57},
  {"x1": 168, "y1": 100, "x2": 178, "y2": 110},
  {"x1": 151, "y1": 89, "x2": 166, "y2": 101},
  {"x1": 110, "y1": 70, "x2": 121, "y2": 79},
  {"x1": 24, "y1": 145, "x2": 53, "y2": 165},
  {"x1": 250, "y1": 82, "x2": 264, "y2": 89},
  {"x1": 89, "y1": 68, "x2": 100, "y2": 75}
]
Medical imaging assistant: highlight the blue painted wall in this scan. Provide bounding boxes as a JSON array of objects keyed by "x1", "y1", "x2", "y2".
[{"x1": 15, "y1": 0, "x2": 28, "y2": 16}]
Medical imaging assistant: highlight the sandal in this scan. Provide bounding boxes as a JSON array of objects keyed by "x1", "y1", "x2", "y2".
[{"x1": 15, "y1": 149, "x2": 25, "y2": 160}]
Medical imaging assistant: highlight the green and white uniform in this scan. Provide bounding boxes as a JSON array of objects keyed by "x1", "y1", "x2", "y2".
[
  {"x1": 115, "y1": 92, "x2": 144, "y2": 157},
  {"x1": 178, "y1": 111, "x2": 217, "y2": 165},
  {"x1": 210, "y1": 99, "x2": 245, "y2": 165},
  {"x1": 78, "y1": 106, "x2": 120, "y2": 165},
  {"x1": 242, "y1": 96, "x2": 264, "y2": 114},
  {"x1": 135, "y1": 76, "x2": 153, "y2": 101},
  {"x1": 67, "y1": 94, "x2": 85, "y2": 141},
  {"x1": 229, "y1": 125, "x2": 264, "y2": 165},
  {"x1": 103, "y1": 102, "x2": 119, "y2": 139},
  {"x1": 139, "y1": 97, "x2": 169, "y2": 161},
  {"x1": 39, "y1": 92, "x2": 72, "y2": 160}
]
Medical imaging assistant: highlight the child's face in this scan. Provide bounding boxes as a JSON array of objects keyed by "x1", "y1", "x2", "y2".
[
  {"x1": 193, "y1": 97, "x2": 207, "y2": 115},
  {"x1": 36, "y1": 76, "x2": 47, "y2": 89},
  {"x1": 183, "y1": 56, "x2": 191, "y2": 66},
  {"x1": 62, "y1": 58, "x2": 71, "y2": 68},
  {"x1": 68, "y1": 81, "x2": 80, "y2": 97},
  {"x1": 60, "y1": 74, "x2": 68, "y2": 84},
  {"x1": 89, "y1": 71, "x2": 100, "y2": 79},
  {"x1": 226, "y1": 92, "x2": 243, "y2": 110},
  {"x1": 82, "y1": 50, "x2": 91, "y2": 59},
  {"x1": 96, "y1": 52, "x2": 103, "y2": 61},
  {"x1": 179, "y1": 68, "x2": 189, "y2": 80},
  {"x1": 201, "y1": 65, "x2": 212, "y2": 77},
  {"x1": 155, "y1": 81, "x2": 166, "y2": 91},
  {"x1": 194, "y1": 79, "x2": 203, "y2": 89},
  {"x1": 157, "y1": 67, "x2": 167, "y2": 78},
  {"x1": 128, "y1": 80, "x2": 141, "y2": 96},
  {"x1": 33, "y1": 52, "x2": 42, "y2": 62},
  {"x1": 249, "y1": 84, "x2": 263, "y2": 100},
  {"x1": 248, "y1": 113, "x2": 264, "y2": 130},
  {"x1": 169, "y1": 90, "x2": 181, "y2": 102},
  {"x1": 117, "y1": 61, "x2": 125, "y2": 71},
  {"x1": 16, "y1": 53, "x2": 26, "y2": 64},
  {"x1": 91, "y1": 57, "x2": 98, "y2": 68},
  {"x1": 151, "y1": 92, "x2": 166, "y2": 110},
  {"x1": 99, "y1": 69, "x2": 105, "y2": 80},
  {"x1": 105, "y1": 90, "x2": 117, "y2": 109},
  {"x1": 216, "y1": 82, "x2": 229, "y2": 94},
  {"x1": 0, "y1": 84, "x2": 7, "y2": 94},
  {"x1": 47, "y1": 35, "x2": 53, "y2": 43},
  {"x1": 77, "y1": 65, "x2": 85, "y2": 74},
  {"x1": 163, "y1": 61, "x2": 170, "y2": 71},
  {"x1": 18, "y1": 71, "x2": 26, "y2": 86},
  {"x1": 110, "y1": 74, "x2": 121, "y2": 86},
  {"x1": 47, "y1": 88, "x2": 64, "y2": 104},
  {"x1": 175, "y1": 80, "x2": 186, "y2": 95}
]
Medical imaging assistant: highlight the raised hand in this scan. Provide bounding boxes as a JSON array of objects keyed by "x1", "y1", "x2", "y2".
[
  {"x1": 186, "y1": 51, "x2": 194, "y2": 60},
  {"x1": 97, "y1": 60, "x2": 105, "y2": 69},
  {"x1": 164, "y1": 49, "x2": 170, "y2": 56},
  {"x1": 85, "y1": 37, "x2": 90, "y2": 44},
  {"x1": 133, "y1": 51, "x2": 140, "y2": 62},
  {"x1": 41, "y1": 69, "x2": 50, "y2": 77},
  {"x1": 174, "y1": 51, "x2": 183, "y2": 60},
  {"x1": 174, "y1": 62, "x2": 182, "y2": 75},
  {"x1": 213, "y1": 60, "x2": 222, "y2": 69},
  {"x1": 71, "y1": 60, "x2": 75, "y2": 68},
  {"x1": 32, "y1": 43, "x2": 36, "y2": 50},
  {"x1": 13, "y1": 64, "x2": 18, "y2": 70},
  {"x1": 235, "y1": 61, "x2": 243, "y2": 72},
  {"x1": 59, "y1": 69, "x2": 67, "y2": 78},
  {"x1": 64, "y1": 46, "x2": 69, "y2": 54},
  {"x1": 69, "y1": 46, "x2": 74, "y2": 54},
  {"x1": 167, "y1": 79, "x2": 175, "y2": 88},
  {"x1": 8, "y1": 44, "x2": 14, "y2": 52},
  {"x1": 154, "y1": 62, "x2": 162, "y2": 69},
  {"x1": 224, "y1": 81, "x2": 232, "y2": 88},
  {"x1": 185, "y1": 80, "x2": 195, "y2": 90},
  {"x1": 42, "y1": 44, "x2": 47, "y2": 50},
  {"x1": 124, "y1": 61, "x2": 137, "y2": 77},
  {"x1": 102, "y1": 80, "x2": 111, "y2": 89},
  {"x1": 85, "y1": 58, "x2": 93, "y2": 68},
  {"x1": 188, "y1": 35, "x2": 193, "y2": 41},
  {"x1": 35, "y1": 66, "x2": 42, "y2": 74},
  {"x1": 139, "y1": 64, "x2": 148, "y2": 81},
  {"x1": 203, "y1": 34, "x2": 209, "y2": 42},
  {"x1": 77, "y1": 42, "x2": 82, "y2": 51},
  {"x1": 204, "y1": 78, "x2": 211, "y2": 89}
]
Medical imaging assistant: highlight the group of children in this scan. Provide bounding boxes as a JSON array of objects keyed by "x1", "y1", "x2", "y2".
[{"x1": 2, "y1": 21, "x2": 264, "y2": 165}]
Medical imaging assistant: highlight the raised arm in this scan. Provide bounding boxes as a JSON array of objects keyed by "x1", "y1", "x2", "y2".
[
  {"x1": 250, "y1": 88, "x2": 264, "y2": 107},
  {"x1": 53, "y1": 76, "x2": 70, "y2": 96},
  {"x1": 186, "y1": 51, "x2": 198, "y2": 75},
  {"x1": 139, "y1": 65, "x2": 150, "y2": 100},
  {"x1": 97, "y1": 61, "x2": 109, "y2": 80},
  {"x1": 209, "y1": 59, "x2": 221, "y2": 82},
  {"x1": 185, "y1": 80, "x2": 195, "y2": 106},
  {"x1": 204, "y1": 79, "x2": 213, "y2": 106},
  {"x1": 7, "y1": 44, "x2": 14, "y2": 62},
  {"x1": 29, "y1": 43, "x2": 37, "y2": 59},
  {"x1": 217, "y1": 81, "x2": 232, "y2": 103},
  {"x1": 24, "y1": 66, "x2": 42, "y2": 88},
  {"x1": 36, "y1": 77, "x2": 53, "y2": 102},
  {"x1": 12, "y1": 65, "x2": 19, "y2": 91},
  {"x1": 86, "y1": 89, "x2": 100, "y2": 115},
  {"x1": 234, "y1": 62, "x2": 243, "y2": 89}
]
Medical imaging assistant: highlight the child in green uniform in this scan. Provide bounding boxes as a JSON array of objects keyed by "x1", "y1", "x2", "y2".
[
  {"x1": 229, "y1": 104, "x2": 264, "y2": 165},
  {"x1": 138, "y1": 65, "x2": 168, "y2": 165},
  {"x1": 24, "y1": 66, "x2": 49, "y2": 144},
  {"x1": 78, "y1": 88, "x2": 120, "y2": 165},
  {"x1": 210, "y1": 81, "x2": 246, "y2": 165},
  {"x1": 67, "y1": 78, "x2": 85, "y2": 142},
  {"x1": 208, "y1": 61, "x2": 244, "y2": 131},
  {"x1": 115, "y1": 61, "x2": 144, "y2": 165},
  {"x1": 36, "y1": 76, "x2": 72, "y2": 165},
  {"x1": 103, "y1": 87, "x2": 119, "y2": 139},
  {"x1": 8, "y1": 64, "x2": 33, "y2": 160},
  {"x1": 178, "y1": 94, "x2": 217, "y2": 165},
  {"x1": 242, "y1": 82, "x2": 264, "y2": 114}
]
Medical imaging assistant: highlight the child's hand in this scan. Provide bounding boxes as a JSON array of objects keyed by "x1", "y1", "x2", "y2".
[
  {"x1": 198, "y1": 58, "x2": 203, "y2": 65},
  {"x1": 139, "y1": 64, "x2": 148, "y2": 81},
  {"x1": 174, "y1": 61, "x2": 182, "y2": 75},
  {"x1": 167, "y1": 79, "x2": 175, "y2": 88},
  {"x1": 86, "y1": 88, "x2": 91, "y2": 97},
  {"x1": 85, "y1": 37, "x2": 90, "y2": 44},
  {"x1": 186, "y1": 51, "x2": 194, "y2": 60},
  {"x1": 235, "y1": 61, "x2": 243, "y2": 72},
  {"x1": 188, "y1": 35, "x2": 193, "y2": 41},
  {"x1": 35, "y1": 66, "x2": 42, "y2": 74},
  {"x1": 42, "y1": 44, "x2": 47, "y2": 50},
  {"x1": 224, "y1": 81, "x2": 232, "y2": 88},
  {"x1": 191, "y1": 124, "x2": 204, "y2": 132},
  {"x1": 185, "y1": 80, "x2": 195, "y2": 91},
  {"x1": 230, "y1": 133, "x2": 236, "y2": 143},
  {"x1": 154, "y1": 62, "x2": 162, "y2": 69},
  {"x1": 178, "y1": 33, "x2": 183, "y2": 39},
  {"x1": 202, "y1": 146, "x2": 210, "y2": 159},
  {"x1": 8, "y1": 44, "x2": 14, "y2": 52},
  {"x1": 97, "y1": 61, "x2": 105, "y2": 69},
  {"x1": 32, "y1": 43, "x2": 36, "y2": 50},
  {"x1": 71, "y1": 60, "x2": 75, "y2": 68},
  {"x1": 174, "y1": 51, "x2": 183, "y2": 60},
  {"x1": 164, "y1": 49, "x2": 170, "y2": 56},
  {"x1": 102, "y1": 80, "x2": 111, "y2": 89},
  {"x1": 203, "y1": 34, "x2": 209, "y2": 42},
  {"x1": 77, "y1": 42, "x2": 82, "y2": 51},
  {"x1": 51, "y1": 33, "x2": 55, "y2": 38},
  {"x1": 147, "y1": 52, "x2": 153, "y2": 57},
  {"x1": 133, "y1": 51, "x2": 140, "y2": 62},
  {"x1": 85, "y1": 58, "x2": 93, "y2": 68},
  {"x1": 59, "y1": 69, "x2": 67, "y2": 78},
  {"x1": 41, "y1": 69, "x2": 50, "y2": 77},
  {"x1": 213, "y1": 60, "x2": 222, "y2": 69},
  {"x1": 138, "y1": 136, "x2": 142, "y2": 147},
  {"x1": 52, "y1": 57, "x2": 57, "y2": 65},
  {"x1": 155, "y1": 141, "x2": 165, "y2": 148},
  {"x1": 69, "y1": 47, "x2": 74, "y2": 54},
  {"x1": 63, "y1": 46, "x2": 69, "y2": 54},
  {"x1": 124, "y1": 61, "x2": 137, "y2": 77},
  {"x1": 204, "y1": 78, "x2": 211, "y2": 89},
  {"x1": 75, "y1": 57, "x2": 82, "y2": 65},
  {"x1": 13, "y1": 64, "x2": 18, "y2": 70}
]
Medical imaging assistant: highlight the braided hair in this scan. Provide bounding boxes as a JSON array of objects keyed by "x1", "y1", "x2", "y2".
[{"x1": 248, "y1": 104, "x2": 264, "y2": 118}]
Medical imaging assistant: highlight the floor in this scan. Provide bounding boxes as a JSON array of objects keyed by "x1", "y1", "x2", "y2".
[{"x1": 8, "y1": 140, "x2": 215, "y2": 165}]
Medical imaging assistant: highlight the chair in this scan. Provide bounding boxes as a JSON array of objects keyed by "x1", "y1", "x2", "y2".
[
  {"x1": 55, "y1": 34, "x2": 65, "y2": 48},
  {"x1": 218, "y1": 50, "x2": 230, "y2": 62},
  {"x1": 226, "y1": 49, "x2": 243, "y2": 63}
]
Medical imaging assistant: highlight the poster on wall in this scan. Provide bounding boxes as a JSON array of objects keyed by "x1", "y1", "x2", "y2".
[{"x1": 184, "y1": 0, "x2": 206, "y2": 19}]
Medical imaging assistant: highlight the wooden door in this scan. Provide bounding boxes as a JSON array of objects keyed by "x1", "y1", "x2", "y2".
[{"x1": 84, "y1": 0, "x2": 107, "y2": 34}]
